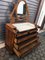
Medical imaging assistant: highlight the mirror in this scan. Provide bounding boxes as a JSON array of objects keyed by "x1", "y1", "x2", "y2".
[{"x1": 17, "y1": 1, "x2": 26, "y2": 15}]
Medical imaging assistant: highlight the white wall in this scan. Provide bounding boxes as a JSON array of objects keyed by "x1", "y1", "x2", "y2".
[{"x1": 36, "y1": 0, "x2": 45, "y2": 27}]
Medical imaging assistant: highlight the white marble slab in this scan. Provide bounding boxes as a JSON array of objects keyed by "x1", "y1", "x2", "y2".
[{"x1": 12, "y1": 22, "x2": 35, "y2": 32}]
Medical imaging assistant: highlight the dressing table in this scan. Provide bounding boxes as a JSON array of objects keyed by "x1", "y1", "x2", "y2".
[{"x1": 5, "y1": 0, "x2": 40, "y2": 57}]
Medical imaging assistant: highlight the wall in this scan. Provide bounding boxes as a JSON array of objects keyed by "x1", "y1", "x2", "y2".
[
  {"x1": 0, "y1": 0, "x2": 13, "y2": 40},
  {"x1": 26, "y1": 0, "x2": 40, "y2": 23}
]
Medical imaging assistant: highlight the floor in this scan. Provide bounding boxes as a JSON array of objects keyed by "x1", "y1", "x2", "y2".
[{"x1": 0, "y1": 32, "x2": 45, "y2": 60}]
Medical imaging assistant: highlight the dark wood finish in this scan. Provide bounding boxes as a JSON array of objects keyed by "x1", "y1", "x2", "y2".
[
  {"x1": 5, "y1": 0, "x2": 40, "y2": 57},
  {"x1": 5, "y1": 23, "x2": 39, "y2": 57},
  {"x1": 13, "y1": 40, "x2": 39, "y2": 57},
  {"x1": 10, "y1": 0, "x2": 30, "y2": 23},
  {"x1": 15, "y1": 32, "x2": 38, "y2": 44},
  {"x1": 16, "y1": 29, "x2": 37, "y2": 37},
  {"x1": 14, "y1": 37, "x2": 39, "y2": 50}
]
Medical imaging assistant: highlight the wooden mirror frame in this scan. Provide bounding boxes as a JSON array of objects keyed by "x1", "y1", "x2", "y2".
[{"x1": 10, "y1": 0, "x2": 30, "y2": 23}]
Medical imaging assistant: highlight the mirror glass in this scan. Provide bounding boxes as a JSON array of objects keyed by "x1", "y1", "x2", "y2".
[{"x1": 17, "y1": 1, "x2": 26, "y2": 15}]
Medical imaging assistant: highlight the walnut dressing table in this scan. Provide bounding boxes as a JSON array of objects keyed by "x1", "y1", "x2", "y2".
[
  {"x1": 5, "y1": 22, "x2": 39, "y2": 57},
  {"x1": 5, "y1": 0, "x2": 40, "y2": 57}
]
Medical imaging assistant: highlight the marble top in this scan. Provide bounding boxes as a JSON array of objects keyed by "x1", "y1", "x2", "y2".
[{"x1": 12, "y1": 22, "x2": 35, "y2": 32}]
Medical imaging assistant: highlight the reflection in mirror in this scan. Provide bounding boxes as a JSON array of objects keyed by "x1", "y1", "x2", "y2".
[{"x1": 17, "y1": 1, "x2": 26, "y2": 15}]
